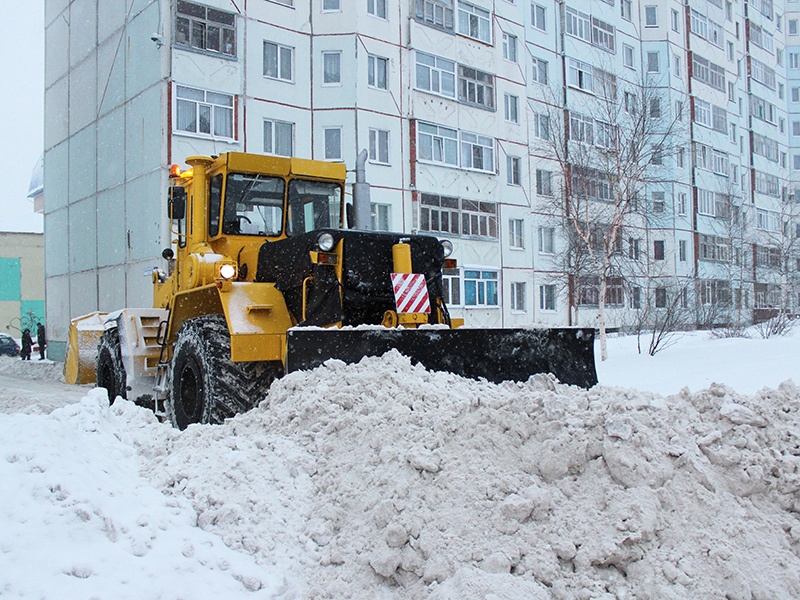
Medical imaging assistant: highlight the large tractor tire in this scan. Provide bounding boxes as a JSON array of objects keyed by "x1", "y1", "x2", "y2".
[
  {"x1": 167, "y1": 314, "x2": 282, "y2": 430},
  {"x1": 96, "y1": 327, "x2": 127, "y2": 404}
]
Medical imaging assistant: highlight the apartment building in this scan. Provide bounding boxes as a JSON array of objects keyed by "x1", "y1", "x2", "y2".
[{"x1": 43, "y1": 0, "x2": 800, "y2": 358}]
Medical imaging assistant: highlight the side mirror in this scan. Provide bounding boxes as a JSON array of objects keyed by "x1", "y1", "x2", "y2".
[
  {"x1": 169, "y1": 187, "x2": 186, "y2": 220},
  {"x1": 345, "y1": 203, "x2": 355, "y2": 229}
]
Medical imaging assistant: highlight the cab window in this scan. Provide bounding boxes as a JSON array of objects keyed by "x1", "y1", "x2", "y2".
[
  {"x1": 286, "y1": 180, "x2": 342, "y2": 235},
  {"x1": 208, "y1": 174, "x2": 223, "y2": 237},
  {"x1": 223, "y1": 173, "x2": 285, "y2": 236}
]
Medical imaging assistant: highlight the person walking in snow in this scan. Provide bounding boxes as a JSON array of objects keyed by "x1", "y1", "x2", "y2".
[
  {"x1": 37, "y1": 323, "x2": 46, "y2": 361},
  {"x1": 20, "y1": 329, "x2": 32, "y2": 361}
]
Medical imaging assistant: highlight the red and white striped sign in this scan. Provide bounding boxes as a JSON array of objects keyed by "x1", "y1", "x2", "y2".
[{"x1": 391, "y1": 273, "x2": 431, "y2": 314}]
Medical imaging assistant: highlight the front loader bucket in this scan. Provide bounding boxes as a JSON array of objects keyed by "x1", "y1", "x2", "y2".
[{"x1": 286, "y1": 327, "x2": 597, "y2": 388}]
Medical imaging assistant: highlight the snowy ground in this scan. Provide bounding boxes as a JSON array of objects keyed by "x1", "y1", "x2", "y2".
[{"x1": 1, "y1": 329, "x2": 799, "y2": 599}]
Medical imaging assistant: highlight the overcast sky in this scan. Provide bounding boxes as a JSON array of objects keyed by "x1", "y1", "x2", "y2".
[{"x1": 0, "y1": 1, "x2": 44, "y2": 233}]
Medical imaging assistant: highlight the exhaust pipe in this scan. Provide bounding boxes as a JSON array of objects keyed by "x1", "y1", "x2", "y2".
[{"x1": 353, "y1": 149, "x2": 371, "y2": 230}]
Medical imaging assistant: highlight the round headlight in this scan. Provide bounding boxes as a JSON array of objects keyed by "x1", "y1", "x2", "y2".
[
  {"x1": 440, "y1": 239, "x2": 454, "y2": 258},
  {"x1": 317, "y1": 232, "x2": 335, "y2": 252},
  {"x1": 219, "y1": 264, "x2": 237, "y2": 280}
]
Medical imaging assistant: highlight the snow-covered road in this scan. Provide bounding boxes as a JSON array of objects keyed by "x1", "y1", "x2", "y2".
[{"x1": 1, "y1": 331, "x2": 799, "y2": 599}]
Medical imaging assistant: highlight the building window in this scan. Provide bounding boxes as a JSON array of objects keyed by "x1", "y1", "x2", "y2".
[
  {"x1": 323, "y1": 127, "x2": 341, "y2": 159},
  {"x1": 621, "y1": 0, "x2": 631, "y2": 21},
  {"x1": 371, "y1": 203, "x2": 391, "y2": 231},
  {"x1": 420, "y1": 193, "x2": 460, "y2": 235},
  {"x1": 511, "y1": 282, "x2": 527, "y2": 312},
  {"x1": 368, "y1": 55, "x2": 389, "y2": 89},
  {"x1": 539, "y1": 284, "x2": 555, "y2": 311},
  {"x1": 649, "y1": 97, "x2": 661, "y2": 119},
  {"x1": 679, "y1": 239, "x2": 687, "y2": 262},
  {"x1": 628, "y1": 237, "x2": 640, "y2": 260},
  {"x1": 415, "y1": 52, "x2": 456, "y2": 98},
  {"x1": 677, "y1": 192, "x2": 687, "y2": 215},
  {"x1": 568, "y1": 59, "x2": 593, "y2": 91},
  {"x1": 655, "y1": 287, "x2": 667, "y2": 308},
  {"x1": 503, "y1": 33, "x2": 517, "y2": 62},
  {"x1": 623, "y1": 44, "x2": 634, "y2": 68},
  {"x1": 509, "y1": 218, "x2": 524, "y2": 248},
  {"x1": 645, "y1": 5, "x2": 658, "y2": 27},
  {"x1": 592, "y1": 16, "x2": 616, "y2": 53},
  {"x1": 442, "y1": 268, "x2": 461, "y2": 306},
  {"x1": 420, "y1": 194, "x2": 497, "y2": 238},
  {"x1": 531, "y1": 4, "x2": 546, "y2": 31},
  {"x1": 458, "y1": 66, "x2": 495, "y2": 110},
  {"x1": 464, "y1": 270, "x2": 498, "y2": 306},
  {"x1": 692, "y1": 54, "x2": 725, "y2": 91},
  {"x1": 323, "y1": 0, "x2": 341, "y2": 11},
  {"x1": 369, "y1": 129, "x2": 390, "y2": 164},
  {"x1": 457, "y1": 1, "x2": 491, "y2": 43},
  {"x1": 538, "y1": 226, "x2": 554, "y2": 253},
  {"x1": 534, "y1": 113, "x2": 549, "y2": 140},
  {"x1": 415, "y1": 0, "x2": 455, "y2": 31},
  {"x1": 504, "y1": 94, "x2": 519, "y2": 123},
  {"x1": 175, "y1": 85, "x2": 234, "y2": 139},
  {"x1": 570, "y1": 112, "x2": 594, "y2": 144},
  {"x1": 536, "y1": 169, "x2": 553, "y2": 196},
  {"x1": 507, "y1": 156, "x2": 521, "y2": 185},
  {"x1": 323, "y1": 51, "x2": 341, "y2": 84},
  {"x1": 368, "y1": 0, "x2": 387, "y2": 19},
  {"x1": 460, "y1": 131, "x2": 494, "y2": 171},
  {"x1": 175, "y1": 1, "x2": 236, "y2": 57},
  {"x1": 653, "y1": 240, "x2": 665, "y2": 260},
  {"x1": 417, "y1": 122, "x2": 459, "y2": 166},
  {"x1": 264, "y1": 119, "x2": 293, "y2": 156},
  {"x1": 651, "y1": 191, "x2": 665, "y2": 212},
  {"x1": 671, "y1": 9, "x2": 680, "y2": 31},
  {"x1": 263, "y1": 41, "x2": 293, "y2": 82},
  {"x1": 646, "y1": 51, "x2": 659, "y2": 73},
  {"x1": 531, "y1": 58, "x2": 548, "y2": 84}
]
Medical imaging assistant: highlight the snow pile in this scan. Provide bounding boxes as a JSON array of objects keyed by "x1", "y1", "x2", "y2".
[
  {"x1": 3, "y1": 351, "x2": 800, "y2": 598},
  {"x1": 148, "y1": 352, "x2": 800, "y2": 598},
  {"x1": 0, "y1": 390, "x2": 296, "y2": 599},
  {"x1": 0, "y1": 354, "x2": 63, "y2": 380}
]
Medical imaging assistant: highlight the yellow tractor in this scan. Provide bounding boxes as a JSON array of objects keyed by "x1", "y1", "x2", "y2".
[{"x1": 87, "y1": 152, "x2": 596, "y2": 429}]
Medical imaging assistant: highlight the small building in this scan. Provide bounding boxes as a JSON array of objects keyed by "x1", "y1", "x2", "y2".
[{"x1": 0, "y1": 232, "x2": 45, "y2": 341}]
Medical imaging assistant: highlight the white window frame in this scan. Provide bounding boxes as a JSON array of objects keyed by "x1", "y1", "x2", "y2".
[
  {"x1": 368, "y1": 54, "x2": 389, "y2": 90},
  {"x1": 502, "y1": 32, "x2": 517, "y2": 62},
  {"x1": 263, "y1": 41, "x2": 293, "y2": 82},
  {"x1": 458, "y1": 65, "x2": 495, "y2": 110},
  {"x1": 370, "y1": 202, "x2": 391, "y2": 231},
  {"x1": 507, "y1": 155, "x2": 522, "y2": 185},
  {"x1": 417, "y1": 122, "x2": 459, "y2": 166},
  {"x1": 645, "y1": 5, "x2": 658, "y2": 27},
  {"x1": 415, "y1": 51, "x2": 456, "y2": 98},
  {"x1": 367, "y1": 0, "x2": 387, "y2": 19},
  {"x1": 323, "y1": 51, "x2": 342, "y2": 85},
  {"x1": 322, "y1": 0, "x2": 341, "y2": 11},
  {"x1": 536, "y1": 169, "x2": 553, "y2": 196},
  {"x1": 369, "y1": 128, "x2": 390, "y2": 164},
  {"x1": 531, "y1": 57, "x2": 548, "y2": 84},
  {"x1": 458, "y1": 1, "x2": 491, "y2": 43},
  {"x1": 464, "y1": 269, "x2": 499, "y2": 307},
  {"x1": 568, "y1": 58, "x2": 594, "y2": 91},
  {"x1": 263, "y1": 118, "x2": 293, "y2": 156},
  {"x1": 323, "y1": 127, "x2": 342, "y2": 160},
  {"x1": 504, "y1": 93, "x2": 519, "y2": 123},
  {"x1": 511, "y1": 282, "x2": 527, "y2": 312},
  {"x1": 539, "y1": 284, "x2": 556, "y2": 311},
  {"x1": 531, "y1": 3, "x2": 546, "y2": 31},
  {"x1": 623, "y1": 44, "x2": 634, "y2": 68},
  {"x1": 174, "y1": 85, "x2": 235, "y2": 140},
  {"x1": 175, "y1": 1, "x2": 236, "y2": 57},
  {"x1": 508, "y1": 218, "x2": 524, "y2": 249},
  {"x1": 538, "y1": 226, "x2": 554, "y2": 253},
  {"x1": 647, "y1": 51, "x2": 660, "y2": 73},
  {"x1": 460, "y1": 131, "x2": 495, "y2": 172}
]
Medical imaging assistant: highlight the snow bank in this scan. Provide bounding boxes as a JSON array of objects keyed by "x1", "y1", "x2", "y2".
[
  {"x1": 151, "y1": 352, "x2": 800, "y2": 598},
  {"x1": 3, "y1": 351, "x2": 800, "y2": 598},
  {"x1": 0, "y1": 354, "x2": 63, "y2": 381}
]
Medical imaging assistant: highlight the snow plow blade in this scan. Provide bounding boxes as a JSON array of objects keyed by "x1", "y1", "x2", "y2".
[{"x1": 286, "y1": 327, "x2": 597, "y2": 388}]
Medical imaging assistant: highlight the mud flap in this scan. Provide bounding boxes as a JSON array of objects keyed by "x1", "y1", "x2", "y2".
[{"x1": 286, "y1": 327, "x2": 597, "y2": 388}]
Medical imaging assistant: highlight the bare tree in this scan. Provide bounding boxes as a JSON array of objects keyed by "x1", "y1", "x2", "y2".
[{"x1": 533, "y1": 69, "x2": 686, "y2": 360}]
